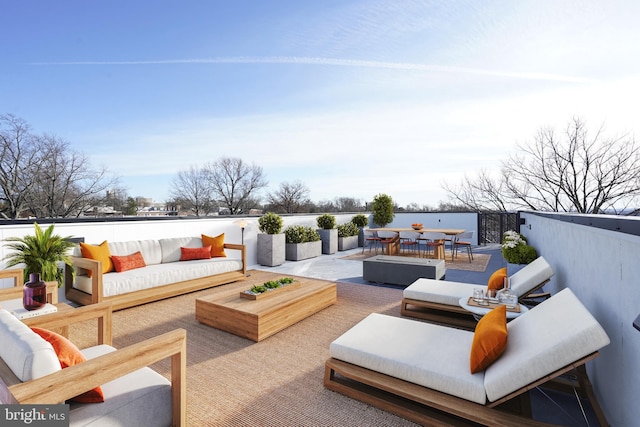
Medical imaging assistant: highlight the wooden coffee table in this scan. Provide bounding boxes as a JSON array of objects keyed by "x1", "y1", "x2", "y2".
[{"x1": 195, "y1": 277, "x2": 337, "y2": 341}]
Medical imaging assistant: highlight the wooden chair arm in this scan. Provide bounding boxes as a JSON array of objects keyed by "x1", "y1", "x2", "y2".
[
  {"x1": 22, "y1": 302, "x2": 113, "y2": 346},
  {"x1": 0, "y1": 282, "x2": 59, "y2": 305},
  {"x1": 65, "y1": 256, "x2": 102, "y2": 305},
  {"x1": 9, "y1": 328, "x2": 187, "y2": 426},
  {"x1": 0, "y1": 268, "x2": 24, "y2": 287},
  {"x1": 223, "y1": 243, "x2": 247, "y2": 275}
]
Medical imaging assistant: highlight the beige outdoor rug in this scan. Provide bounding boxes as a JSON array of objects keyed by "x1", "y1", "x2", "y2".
[
  {"x1": 69, "y1": 271, "x2": 418, "y2": 427},
  {"x1": 340, "y1": 251, "x2": 491, "y2": 272}
]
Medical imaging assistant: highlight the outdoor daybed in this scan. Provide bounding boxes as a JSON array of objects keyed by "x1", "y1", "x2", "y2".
[
  {"x1": 325, "y1": 288, "x2": 610, "y2": 426},
  {"x1": 65, "y1": 235, "x2": 246, "y2": 311},
  {"x1": 401, "y1": 256, "x2": 554, "y2": 329}
]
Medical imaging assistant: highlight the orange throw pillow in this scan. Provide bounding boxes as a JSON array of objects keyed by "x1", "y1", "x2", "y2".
[
  {"x1": 202, "y1": 233, "x2": 226, "y2": 257},
  {"x1": 31, "y1": 327, "x2": 104, "y2": 403},
  {"x1": 111, "y1": 251, "x2": 146, "y2": 272},
  {"x1": 79, "y1": 241, "x2": 114, "y2": 275},
  {"x1": 487, "y1": 267, "x2": 508, "y2": 291},
  {"x1": 469, "y1": 305, "x2": 508, "y2": 374},
  {"x1": 180, "y1": 246, "x2": 212, "y2": 261}
]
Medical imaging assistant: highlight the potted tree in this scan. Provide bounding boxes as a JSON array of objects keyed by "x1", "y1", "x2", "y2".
[
  {"x1": 371, "y1": 193, "x2": 395, "y2": 228},
  {"x1": 257, "y1": 212, "x2": 285, "y2": 266},
  {"x1": 3, "y1": 223, "x2": 76, "y2": 307},
  {"x1": 501, "y1": 230, "x2": 538, "y2": 275},
  {"x1": 337, "y1": 222, "x2": 359, "y2": 251},
  {"x1": 316, "y1": 213, "x2": 337, "y2": 255},
  {"x1": 351, "y1": 214, "x2": 369, "y2": 247},
  {"x1": 284, "y1": 225, "x2": 321, "y2": 261}
]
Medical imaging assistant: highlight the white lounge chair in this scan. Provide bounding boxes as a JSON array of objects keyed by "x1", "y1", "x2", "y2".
[
  {"x1": 401, "y1": 256, "x2": 554, "y2": 329},
  {"x1": 325, "y1": 288, "x2": 610, "y2": 426}
]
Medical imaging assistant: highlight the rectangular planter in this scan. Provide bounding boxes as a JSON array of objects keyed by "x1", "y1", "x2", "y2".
[
  {"x1": 318, "y1": 229, "x2": 338, "y2": 255},
  {"x1": 338, "y1": 235, "x2": 359, "y2": 251},
  {"x1": 285, "y1": 241, "x2": 322, "y2": 261},
  {"x1": 257, "y1": 233, "x2": 285, "y2": 267}
]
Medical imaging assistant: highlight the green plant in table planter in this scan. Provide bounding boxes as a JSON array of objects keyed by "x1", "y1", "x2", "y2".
[
  {"x1": 351, "y1": 214, "x2": 368, "y2": 228},
  {"x1": 251, "y1": 285, "x2": 267, "y2": 294},
  {"x1": 258, "y1": 212, "x2": 284, "y2": 234},
  {"x1": 279, "y1": 277, "x2": 294, "y2": 284},
  {"x1": 264, "y1": 280, "x2": 281, "y2": 289},
  {"x1": 316, "y1": 213, "x2": 336, "y2": 230},
  {"x1": 337, "y1": 222, "x2": 359, "y2": 237},
  {"x1": 284, "y1": 225, "x2": 321, "y2": 243},
  {"x1": 3, "y1": 222, "x2": 76, "y2": 288},
  {"x1": 500, "y1": 230, "x2": 538, "y2": 264}
]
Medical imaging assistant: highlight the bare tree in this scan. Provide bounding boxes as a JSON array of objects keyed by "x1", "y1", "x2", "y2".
[
  {"x1": 169, "y1": 165, "x2": 215, "y2": 216},
  {"x1": 333, "y1": 197, "x2": 364, "y2": 212},
  {"x1": 444, "y1": 118, "x2": 640, "y2": 214},
  {"x1": 205, "y1": 157, "x2": 267, "y2": 215},
  {"x1": 266, "y1": 181, "x2": 311, "y2": 213}
]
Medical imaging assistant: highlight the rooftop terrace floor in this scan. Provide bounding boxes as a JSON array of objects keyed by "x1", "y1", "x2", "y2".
[{"x1": 256, "y1": 244, "x2": 602, "y2": 427}]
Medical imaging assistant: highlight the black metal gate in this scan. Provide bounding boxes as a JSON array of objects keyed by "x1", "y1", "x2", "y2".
[{"x1": 478, "y1": 212, "x2": 519, "y2": 245}]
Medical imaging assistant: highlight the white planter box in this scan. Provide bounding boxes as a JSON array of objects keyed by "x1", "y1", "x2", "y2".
[
  {"x1": 338, "y1": 235, "x2": 358, "y2": 251},
  {"x1": 257, "y1": 233, "x2": 285, "y2": 267},
  {"x1": 285, "y1": 241, "x2": 322, "y2": 261},
  {"x1": 318, "y1": 229, "x2": 338, "y2": 255}
]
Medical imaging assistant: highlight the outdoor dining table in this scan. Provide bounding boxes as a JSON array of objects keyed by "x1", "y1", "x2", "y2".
[{"x1": 369, "y1": 227, "x2": 465, "y2": 260}]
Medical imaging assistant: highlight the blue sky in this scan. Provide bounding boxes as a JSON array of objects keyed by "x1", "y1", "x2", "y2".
[{"x1": 3, "y1": 1, "x2": 639, "y2": 207}]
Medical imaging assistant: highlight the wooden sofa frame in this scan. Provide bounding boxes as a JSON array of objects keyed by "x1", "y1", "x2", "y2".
[
  {"x1": 0, "y1": 301, "x2": 187, "y2": 426},
  {"x1": 325, "y1": 351, "x2": 606, "y2": 427},
  {"x1": 64, "y1": 243, "x2": 247, "y2": 311},
  {"x1": 401, "y1": 278, "x2": 551, "y2": 330}
]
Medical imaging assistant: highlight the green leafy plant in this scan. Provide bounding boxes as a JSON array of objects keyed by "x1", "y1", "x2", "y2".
[
  {"x1": 284, "y1": 225, "x2": 321, "y2": 244},
  {"x1": 371, "y1": 193, "x2": 395, "y2": 228},
  {"x1": 351, "y1": 214, "x2": 368, "y2": 228},
  {"x1": 264, "y1": 280, "x2": 281, "y2": 289},
  {"x1": 3, "y1": 222, "x2": 76, "y2": 288},
  {"x1": 500, "y1": 230, "x2": 538, "y2": 264},
  {"x1": 316, "y1": 213, "x2": 336, "y2": 230},
  {"x1": 251, "y1": 285, "x2": 267, "y2": 294},
  {"x1": 337, "y1": 222, "x2": 359, "y2": 237},
  {"x1": 279, "y1": 277, "x2": 294, "y2": 284},
  {"x1": 258, "y1": 212, "x2": 284, "y2": 234}
]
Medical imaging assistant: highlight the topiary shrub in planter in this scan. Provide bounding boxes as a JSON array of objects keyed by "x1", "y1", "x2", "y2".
[
  {"x1": 284, "y1": 225, "x2": 322, "y2": 261},
  {"x1": 337, "y1": 222, "x2": 359, "y2": 251},
  {"x1": 501, "y1": 230, "x2": 538, "y2": 275},
  {"x1": 316, "y1": 214, "x2": 337, "y2": 255},
  {"x1": 351, "y1": 214, "x2": 369, "y2": 247},
  {"x1": 257, "y1": 212, "x2": 285, "y2": 267}
]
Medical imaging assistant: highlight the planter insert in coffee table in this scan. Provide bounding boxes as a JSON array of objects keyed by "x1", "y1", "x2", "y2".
[{"x1": 240, "y1": 277, "x2": 301, "y2": 300}]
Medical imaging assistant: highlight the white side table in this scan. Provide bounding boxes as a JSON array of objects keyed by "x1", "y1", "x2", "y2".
[{"x1": 458, "y1": 297, "x2": 528, "y2": 321}]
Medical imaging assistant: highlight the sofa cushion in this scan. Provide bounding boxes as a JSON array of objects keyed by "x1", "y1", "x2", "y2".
[
  {"x1": 111, "y1": 251, "x2": 147, "y2": 272},
  {"x1": 469, "y1": 305, "x2": 507, "y2": 373},
  {"x1": 159, "y1": 237, "x2": 202, "y2": 263},
  {"x1": 80, "y1": 241, "x2": 114, "y2": 275},
  {"x1": 180, "y1": 246, "x2": 211, "y2": 261},
  {"x1": 0, "y1": 309, "x2": 61, "y2": 382},
  {"x1": 69, "y1": 345, "x2": 172, "y2": 427},
  {"x1": 31, "y1": 327, "x2": 104, "y2": 403},
  {"x1": 484, "y1": 288, "x2": 610, "y2": 402},
  {"x1": 330, "y1": 313, "x2": 487, "y2": 404},
  {"x1": 109, "y1": 240, "x2": 162, "y2": 266},
  {"x1": 202, "y1": 233, "x2": 226, "y2": 257}
]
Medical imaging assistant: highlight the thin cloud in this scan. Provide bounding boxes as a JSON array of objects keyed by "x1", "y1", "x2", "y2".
[{"x1": 29, "y1": 56, "x2": 597, "y2": 84}]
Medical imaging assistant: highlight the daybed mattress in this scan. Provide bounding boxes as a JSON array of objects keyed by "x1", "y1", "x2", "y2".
[
  {"x1": 403, "y1": 278, "x2": 481, "y2": 306},
  {"x1": 329, "y1": 313, "x2": 487, "y2": 404}
]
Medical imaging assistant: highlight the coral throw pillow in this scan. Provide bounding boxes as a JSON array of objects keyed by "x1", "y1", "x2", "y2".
[
  {"x1": 79, "y1": 240, "x2": 114, "y2": 275},
  {"x1": 469, "y1": 305, "x2": 508, "y2": 374},
  {"x1": 487, "y1": 267, "x2": 508, "y2": 291},
  {"x1": 180, "y1": 246, "x2": 212, "y2": 261},
  {"x1": 202, "y1": 233, "x2": 226, "y2": 257},
  {"x1": 31, "y1": 327, "x2": 104, "y2": 403},
  {"x1": 111, "y1": 251, "x2": 146, "y2": 272}
]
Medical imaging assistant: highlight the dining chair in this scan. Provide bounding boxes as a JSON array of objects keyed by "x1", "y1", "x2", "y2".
[
  {"x1": 453, "y1": 230, "x2": 474, "y2": 262},
  {"x1": 362, "y1": 229, "x2": 381, "y2": 254},
  {"x1": 377, "y1": 231, "x2": 399, "y2": 255},
  {"x1": 421, "y1": 232, "x2": 446, "y2": 259},
  {"x1": 399, "y1": 231, "x2": 420, "y2": 255}
]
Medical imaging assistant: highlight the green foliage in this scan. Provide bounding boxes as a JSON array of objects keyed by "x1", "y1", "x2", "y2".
[
  {"x1": 351, "y1": 214, "x2": 368, "y2": 228},
  {"x1": 279, "y1": 277, "x2": 294, "y2": 284},
  {"x1": 500, "y1": 230, "x2": 538, "y2": 264},
  {"x1": 284, "y1": 225, "x2": 321, "y2": 244},
  {"x1": 258, "y1": 212, "x2": 284, "y2": 234},
  {"x1": 371, "y1": 193, "x2": 395, "y2": 228},
  {"x1": 264, "y1": 280, "x2": 281, "y2": 289},
  {"x1": 316, "y1": 213, "x2": 336, "y2": 230},
  {"x1": 3, "y1": 223, "x2": 76, "y2": 287},
  {"x1": 251, "y1": 285, "x2": 267, "y2": 294},
  {"x1": 337, "y1": 222, "x2": 359, "y2": 237}
]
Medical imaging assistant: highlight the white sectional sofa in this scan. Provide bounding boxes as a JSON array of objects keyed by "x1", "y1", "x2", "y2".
[{"x1": 65, "y1": 236, "x2": 246, "y2": 310}]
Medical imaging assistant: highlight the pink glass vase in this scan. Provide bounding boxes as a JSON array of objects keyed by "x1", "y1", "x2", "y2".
[{"x1": 23, "y1": 273, "x2": 47, "y2": 311}]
